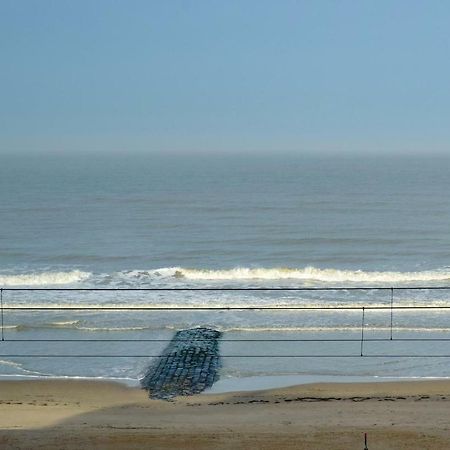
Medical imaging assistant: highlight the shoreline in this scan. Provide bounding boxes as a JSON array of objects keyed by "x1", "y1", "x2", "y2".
[
  {"x1": 2, "y1": 379, "x2": 450, "y2": 448},
  {"x1": 205, "y1": 373, "x2": 450, "y2": 393},
  {"x1": 3, "y1": 372, "x2": 450, "y2": 394}
]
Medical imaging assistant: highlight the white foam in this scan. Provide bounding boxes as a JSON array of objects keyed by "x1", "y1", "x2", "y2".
[
  {"x1": 171, "y1": 266, "x2": 450, "y2": 283},
  {"x1": 0, "y1": 359, "x2": 48, "y2": 376},
  {"x1": 9, "y1": 322, "x2": 156, "y2": 332},
  {"x1": 76, "y1": 326, "x2": 151, "y2": 332},
  {"x1": 0, "y1": 359, "x2": 23, "y2": 369},
  {"x1": 50, "y1": 320, "x2": 80, "y2": 327},
  {"x1": 4, "y1": 266, "x2": 449, "y2": 287},
  {"x1": 221, "y1": 326, "x2": 450, "y2": 332},
  {"x1": 0, "y1": 270, "x2": 91, "y2": 286}
]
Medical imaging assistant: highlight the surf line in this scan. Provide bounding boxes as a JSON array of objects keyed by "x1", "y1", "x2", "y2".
[{"x1": 141, "y1": 327, "x2": 222, "y2": 399}]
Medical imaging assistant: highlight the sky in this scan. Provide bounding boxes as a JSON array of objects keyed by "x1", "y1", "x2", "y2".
[{"x1": 1, "y1": 0, "x2": 450, "y2": 155}]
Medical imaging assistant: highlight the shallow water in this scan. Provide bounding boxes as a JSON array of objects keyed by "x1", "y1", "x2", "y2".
[{"x1": 1, "y1": 153, "x2": 450, "y2": 381}]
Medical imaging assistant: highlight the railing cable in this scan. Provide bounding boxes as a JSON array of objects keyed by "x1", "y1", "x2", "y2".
[{"x1": 2, "y1": 286, "x2": 450, "y2": 359}]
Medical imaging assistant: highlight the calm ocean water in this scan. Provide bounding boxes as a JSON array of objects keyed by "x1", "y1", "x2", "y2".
[{"x1": 1, "y1": 153, "x2": 450, "y2": 383}]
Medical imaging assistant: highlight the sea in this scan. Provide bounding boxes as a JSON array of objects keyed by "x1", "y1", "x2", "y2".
[{"x1": 1, "y1": 152, "x2": 450, "y2": 386}]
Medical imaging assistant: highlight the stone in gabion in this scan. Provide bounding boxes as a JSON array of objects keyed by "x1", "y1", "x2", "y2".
[{"x1": 141, "y1": 327, "x2": 222, "y2": 400}]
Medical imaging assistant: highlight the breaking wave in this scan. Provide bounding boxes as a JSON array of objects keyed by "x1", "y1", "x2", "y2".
[
  {"x1": 171, "y1": 266, "x2": 450, "y2": 283},
  {"x1": 2, "y1": 266, "x2": 450, "y2": 287},
  {"x1": 0, "y1": 270, "x2": 91, "y2": 286}
]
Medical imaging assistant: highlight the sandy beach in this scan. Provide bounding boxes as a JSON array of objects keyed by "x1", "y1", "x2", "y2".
[{"x1": 1, "y1": 380, "x2": 450, "y2": 449}]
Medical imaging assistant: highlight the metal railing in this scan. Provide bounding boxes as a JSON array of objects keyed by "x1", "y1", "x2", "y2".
[{"x1": 1, "y1": 286, "x2": 450, "y2": 358}]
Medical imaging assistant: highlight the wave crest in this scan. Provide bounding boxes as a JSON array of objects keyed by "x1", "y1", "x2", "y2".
[
  {"x1": 172, "y1": 266, "x2": 450, "y2": 283},
  {"x1": 2, "y1": 266, "x2": 450, "y2": 286},
  {"x1": 0, "y1": 270, "x2": 91, "y2": 286}
]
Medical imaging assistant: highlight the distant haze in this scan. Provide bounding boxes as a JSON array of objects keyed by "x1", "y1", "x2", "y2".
[{"x1": 1, "y1": 0, "x2": 450, "y2": 155}]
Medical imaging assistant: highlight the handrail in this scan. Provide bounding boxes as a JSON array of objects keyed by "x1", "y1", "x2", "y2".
[
  {"x1": 2, "y1": 286, "x2": 450, "y2": 359},
  {"x1": 1, "y1": 286, "x2": 450, "y2": 290},
  {"x1": 2, "y1": 306, "x2": 450, "y2": 310}
]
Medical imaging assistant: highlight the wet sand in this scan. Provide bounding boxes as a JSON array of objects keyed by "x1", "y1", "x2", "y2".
[{"x1": 1, "y1": 379, "x2": 450, "y2": 449}]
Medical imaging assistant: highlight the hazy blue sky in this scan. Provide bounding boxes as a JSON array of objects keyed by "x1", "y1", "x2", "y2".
[{"x1": 1, "y1": 0, "x2": 450, "y2": 155}]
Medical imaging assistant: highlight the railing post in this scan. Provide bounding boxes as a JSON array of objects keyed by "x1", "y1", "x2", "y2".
[
  {"x1": 1, "y1": 288, "x2": 4, "y2": 341},
  {"x1": 390, "y1": 287, "x2": 394, "y2": 340},
  {"x1": 360, "y1": 306, "x2": 365, "y2": 356}
]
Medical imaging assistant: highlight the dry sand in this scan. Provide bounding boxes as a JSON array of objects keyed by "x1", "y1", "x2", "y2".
[{"x1": 1, "y1": 379, "x2": 450, "y2": 449}]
